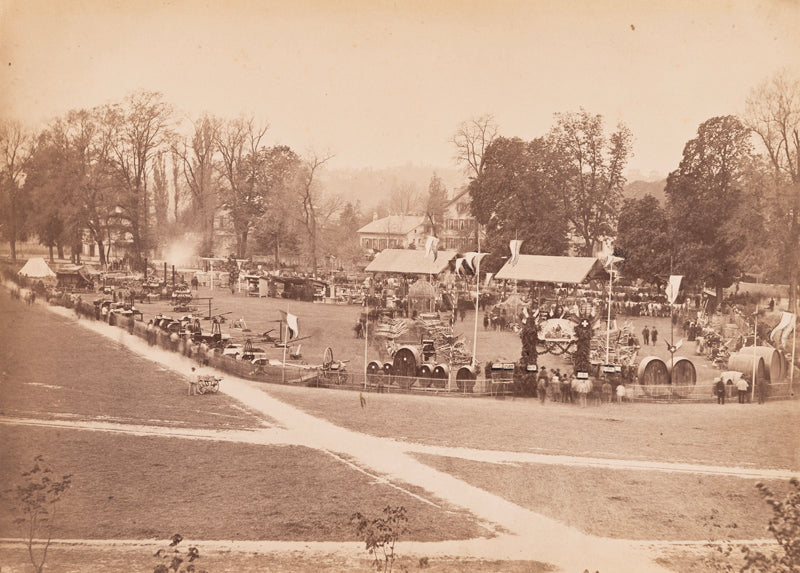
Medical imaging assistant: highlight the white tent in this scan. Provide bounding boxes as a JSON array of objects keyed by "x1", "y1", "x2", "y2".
[{"x1": 18, "y1": 257, "x2": 56, "y2": 278}]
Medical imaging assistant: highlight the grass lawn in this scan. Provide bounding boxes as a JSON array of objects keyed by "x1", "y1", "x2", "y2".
[
  {"x1": 412, "y1": 453, "x2": 789, "y2": 541},
  {"x1": 255, "y1": 382, "x2": 800, "y2": 471},
  {"x1": 1, "y1": 285, "x2": 797, "y2": 572},
  {"x1": 0, "y1": 425, "x2": 486, "y2": 542}
]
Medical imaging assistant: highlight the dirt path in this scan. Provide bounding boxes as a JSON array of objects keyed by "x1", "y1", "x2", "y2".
[{"x1": 18, "y1": 300, "x2": 788, "y2": 571}]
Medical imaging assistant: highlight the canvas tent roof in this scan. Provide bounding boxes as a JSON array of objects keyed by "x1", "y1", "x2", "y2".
[
  {"x1": 365, "y1": 249, "x2": 457, "y2": 275},
  {"x1": 18, "y1": 257, "x2": 56, "y2": 278},
  {"x1": 494, "y1": 255, "x2": 608, "y2": 284}
]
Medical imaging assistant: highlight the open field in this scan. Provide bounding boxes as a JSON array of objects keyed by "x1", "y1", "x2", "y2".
[
  {"x1": 135, "y1": 283, "x2": 720, "y2": 387},
  {"x1": 1, "y1": 284, "x2": 798, "y2": 572}
]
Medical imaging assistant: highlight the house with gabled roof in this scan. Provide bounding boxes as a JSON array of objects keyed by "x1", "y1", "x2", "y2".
[{"x1": 357, "y1": 214, "x2": 427, "y2": 253}]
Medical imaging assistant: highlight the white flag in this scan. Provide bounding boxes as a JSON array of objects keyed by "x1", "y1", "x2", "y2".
[
  {"x1": 770, "y1": 312, "x2": 796, "y2": 346},
  {"x1": 281, "y1": 311, "x2": 300, "y2": 340},
  {"x1": 425, "y1": 236, "x2": 439, "y2": 261},
  {"x1": 665, "y1": 275, "x2": 683, "y2": 305},
  {"x1": 463, "y1": 251, "x2": 486, "y2": 274},
  {"x1": 605, "y1": 255, "x2": 624, "y2": 268},
  {"x1": 454, "y1": 257, "x2": 465, "y2": 275},
  {"x1": 509, "y1": 239, "x2": 523, "y2": 266},
  {"x1": 484, "y1": 272, "x2": 493, "y2": 288}
]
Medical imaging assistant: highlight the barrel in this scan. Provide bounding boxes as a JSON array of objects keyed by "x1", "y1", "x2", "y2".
[
  {"x1": 740, "y1": 346, "x2": 782, "y2": 381},
  {"x1": 367, "y1": 361, "x2": 382, "y2": 376},
  {"x1": 667, "y1": 357, "x2": 696, "y2": 398},
  {"x1": 456, "y1": 365, "x2": 477, "y2": 393},
  {"x1": 637, "y1": 356, "x2": 669, "y2": 397},
  {"x1": 431, "y1": 363, "x2": 450, "y2": 389},
  {"x1": 393, "y1": 346, "x2": 421, "y2": 388},
  {"x1": 417, "y1": 363, "x2": 435, "y2": 388},
  {"x1": 382, "y1": 362, "x2": 395, "y2": 376},
  {"x1": 727, "y1": 353, "x2": 766, "y2": 382}
]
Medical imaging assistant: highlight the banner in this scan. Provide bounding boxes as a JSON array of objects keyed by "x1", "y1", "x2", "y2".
[
  {"x1": 604, "y1": 255, "x2": 624, "y2": 268},
  {"x1": 484, "y1": 272, "x2": 493, "y2": 288},
  {"x1": 425, "y1": 236, "x2": 439, "y2": 261},
  {"x1": 770, "y1": 311, "x2": 796, "y2": 347},
  {"x1": 280, "y1": 311, "x2": 300, "y2": 340},
  {"x1": 664, "y1": 275, "x2": 683, "y2": 305},
  {"x1": 454, "y1": 257, "x2": 465, "y2": 275},
  {"x1": 509, "y1": 239, "x2": 523, "y2": 266}
]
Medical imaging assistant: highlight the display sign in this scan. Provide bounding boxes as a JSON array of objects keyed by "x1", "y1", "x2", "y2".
[
  {"x1": 526, "y1": 364, "x2": 538, "y2": 372},
  {"x1": 576, "y1": 371, "x2": 589, "y2": 379},
  {"x1": 503, "y1": 363, "x2": 516, "y2": 370},
  {"x1": 603, "y1": 365, "x2": 616, "y2": 374}
]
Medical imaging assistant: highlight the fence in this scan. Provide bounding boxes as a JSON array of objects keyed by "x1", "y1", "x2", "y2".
[{"x1": 12, "y1": 280, "x2": 798, "y2": 404}]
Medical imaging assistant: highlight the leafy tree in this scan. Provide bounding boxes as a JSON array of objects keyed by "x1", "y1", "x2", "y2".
[
  {"x1": 255, "y1": 145, "x2": 302, "y2": 265},
  {"x1": 25, "y1": 109, "x2": 119, "y2": 265},
  {"x1": 616, "y1": 195, "x2": 671, "y2": 284},
  {"x1": 547, "y1": 108, "x2": 633, "y2": 256},
  {"x1": 468, "y1": 136, "x2": 569, "y2": 257},
  {"x1": 665, "y1": 115, "x2": 754, "y2": 298},
  {"x1": 323, "y1": 200, "x2": 366, "y2": 269},
  {"x1": 746, "y1": 71, "x2": 800, "y2": 314},
  {"x1": 0, "y1": 119, "x2": 36, "y2": 262}
]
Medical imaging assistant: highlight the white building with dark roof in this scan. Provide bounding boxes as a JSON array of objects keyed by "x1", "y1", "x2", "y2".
[{"x1": 357, "y1": 215, "x2": 426, "y2": 252}]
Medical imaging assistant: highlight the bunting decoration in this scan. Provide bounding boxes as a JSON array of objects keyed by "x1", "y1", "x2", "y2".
[{"x1": 463, "y1": 252, "x2": 487, "y2": 274}]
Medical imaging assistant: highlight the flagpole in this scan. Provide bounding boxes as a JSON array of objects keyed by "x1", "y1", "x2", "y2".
[
  {"x1": 363, "y1": 300, "x2": 368, "y2": 389},
  {"x1": 791, "y1": 315, "x2": 796, "y2": 395},
  {"x1": 751, "y1": 304, "x2": 758, "y2": 402},
  {"x1": 472, "y1": 229, "x2": 480, "y2": 366},
  {"x1": 282, "y1": 304, "x2": 289, "y2": 384},
  {"x1": 606, "y1": 260, "x2": 614, "y2": 365}
]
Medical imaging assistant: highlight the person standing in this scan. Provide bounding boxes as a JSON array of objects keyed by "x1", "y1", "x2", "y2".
[
  {"x1": 602, "y1": 378, "x2": 612, "y2": 404},
  {"x1": 537, "y1": 367, "x2": 549, "y2": 404},
  {"x1": 757, "y1": 378, "x2": 768, "y2": 404},
  {"x1": 651, "y1": 327, "x2": 659, "y2": 346},
  {"x1": 615, "y1": 383, "x2": 627, "y2": 404},
  {"x1": 715, "y1": 377, "x2": 726, "y2": 404},
  {"x1": 736, "y1": 375, "x2": 749, "y2": 403},
  {"x1": 642, "y1": 325, "x2": 650, "y2": 346},
  {"x1": 551, "y1": 370, "x2": 561, "y2": 403}
]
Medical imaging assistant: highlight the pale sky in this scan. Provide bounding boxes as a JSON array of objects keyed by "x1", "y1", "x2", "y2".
[{"x1": 1, "y1": 0, "x2": 799, "y2": 180}]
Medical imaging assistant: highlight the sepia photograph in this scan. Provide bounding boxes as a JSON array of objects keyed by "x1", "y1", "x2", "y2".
[{"x1": 1, "y1": 1, "x2": 799, "y2": 571}]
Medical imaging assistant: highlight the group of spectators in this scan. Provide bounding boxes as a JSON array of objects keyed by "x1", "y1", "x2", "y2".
[{"x1": 531, "y1": 366, "x2": 629, "y2": 407}]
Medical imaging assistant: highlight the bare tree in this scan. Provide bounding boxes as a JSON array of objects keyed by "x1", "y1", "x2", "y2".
[
  {"x1": 215, "y1": 116, "x2": 269, "y2": 257},
  {"x1": 452, "y1": 114, "x2": 499, "y2": 180},
  {"x1": 294, "y1": 151, "x2": 336, "y2": 275},
  {"x1": 389, "y1": 180, "x2": 420, "y2": 215},
  {"x1": 0, "y1": 120, "x2": 36, "y2": 262},
  {"x1": 103, "y1": 91, "x2": 174, "y2": 266},
  {"x1": 175, "y1": 114, "x2": 219, "y2": 256},
  {"x1": 746, "y1": 71, "x2": 800, "y2": 314}
]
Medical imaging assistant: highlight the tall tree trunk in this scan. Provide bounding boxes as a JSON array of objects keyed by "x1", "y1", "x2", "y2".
[{"x1": 48, "y1": 246, "x2": 54, "y2": 263}]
